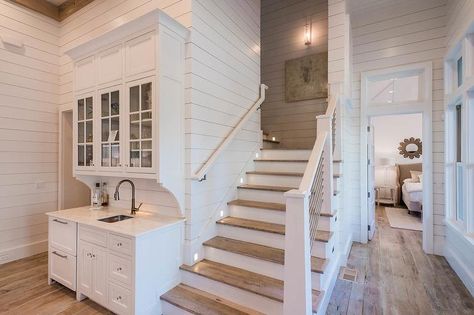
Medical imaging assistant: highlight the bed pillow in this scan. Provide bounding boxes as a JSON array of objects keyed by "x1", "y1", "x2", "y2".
[{"x1": 410, "y1": 171, "x2": 422, "y2": 182}]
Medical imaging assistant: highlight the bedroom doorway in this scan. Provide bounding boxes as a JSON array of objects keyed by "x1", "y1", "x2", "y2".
[
  {"x1": 360, "y1": 62, "x2": 434, "y2": 254},
  {"x1": 369, "y1": 113, "x2": 424, "y2": 238}
]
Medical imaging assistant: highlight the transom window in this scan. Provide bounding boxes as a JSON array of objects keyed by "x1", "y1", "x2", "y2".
[{"x1": 367, "y1": 70, "x2": 423, "y2": 105}]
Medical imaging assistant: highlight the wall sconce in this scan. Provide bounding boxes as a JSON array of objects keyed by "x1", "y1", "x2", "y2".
[{"x1": 304, "y1": 17, "x2": 312, "y2": 46}]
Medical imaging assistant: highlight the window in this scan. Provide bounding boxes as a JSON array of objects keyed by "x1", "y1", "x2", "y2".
[
  {"x1": 457, "y1": 57, "x2": 463, "y2": 87},
  {"x1": 367, "y1": 72, "x2": 422, "y2": 104},
  {"x1": 455, "y1": 104, "x2": 464, "y2": 222}
]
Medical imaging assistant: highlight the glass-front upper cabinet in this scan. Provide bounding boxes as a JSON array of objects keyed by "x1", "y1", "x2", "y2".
[
  {"x1": 77, "y1": 95, "x2": 94, "y2": 168},
  {"x1": 128, "y1": 79, "x2": 153, "y2": 171},
  {"x1": 100, "y1": 87, "x2": 121, "y2": 168}
]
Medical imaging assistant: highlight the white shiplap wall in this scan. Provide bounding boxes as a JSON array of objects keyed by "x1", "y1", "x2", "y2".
[
  {"x1": 446, "y1": 0, "x2": 474, "y2": 52},
  {"x1": 0, "y1": 1, "x2": 60, "y2": 263},
  {"x1": 444, "y1": 0, "x2": 474, "y2": 296},
  {"x1": 184, "y1": 0, "x2": 261, "y2": 263},
  {"x1": 349, "y1": 0, "x2": 447, "y2": 252},
  {"x1": 57, "y1": 0, "x2": 261, "y2": 264},
  {"x1": 261, "y1": 0, "x2": 328, "y2": 149}
]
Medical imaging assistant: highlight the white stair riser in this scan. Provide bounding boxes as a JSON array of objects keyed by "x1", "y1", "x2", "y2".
[
  {"x1": 161, "y1": 301, "x2": 193, "y2": 315},
  {"x1": 217, "y1": 224, "x2": 328, "y2": 255},
  {"x1": 263, "y1": 141, "x2": 280, "y2": 149},
  {"x1": 181, "y1": 270, "x2": 283, "y2": 315},
  {"x1": 230, "y1": 206, "x2": 285, "y2": 225},
  {"x1": 312, "y1": 235, "x2": 335, "y2": 259},
  {"x1": 333, "y1": 163, "x2": 342, "y2": 174},
  {"x1": 318, "y1": 215, "x2": 335, "y2": 231},
  {"x1": 255, "y1": 161, "x2": 307, "y2": 173},
  {"x1": 238, "y1": 188, "x2": 286, "y2": 204},
  {"x1": 246, "y1": 173, "x2": 301, "y2": 187},
  {"x1": 217, "y1": 224, "x2": 285, "y2": 249},
  {"x1": 260, "y1": 150, "x2": 311, "y2": 160},
  {"x1": 204, "y1": 246, "x2": 323, "y2": 290}
]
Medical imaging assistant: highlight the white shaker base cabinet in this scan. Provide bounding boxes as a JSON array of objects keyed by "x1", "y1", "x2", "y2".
[
  {"x1": 75, "y1": 224, "x2": 184, "y2": 315},
  {"x1": 47, "y1": 207, "x2": 185, "y2": 315}
]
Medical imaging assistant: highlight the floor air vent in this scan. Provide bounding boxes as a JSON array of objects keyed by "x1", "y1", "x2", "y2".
[{"x1": 339, "y1": 267, "x2": 358, "y2": 283}]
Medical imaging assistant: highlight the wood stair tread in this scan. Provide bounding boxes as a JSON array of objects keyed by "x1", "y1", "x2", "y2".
[
  {"x1": 217, "y1": 217, "x2": 333, "y2": 242},
  {"x1": 227, "y1": 199, "x2": 285, "y2": 211},
  {"x1": 228, "y1": 199, "x2": 335, "y2": 217},
  {"x1": 237, "y1": 184, "x2": 296, "y2": 192},
  {"x1": 180, "y1": 260, "x2": 323, "y2": 311},
  {"x1": 333, "y1": 159, "x2": 343, "y2": 163},
  {"x1": 246, "y1": 171, "x2": 304, "y2": 177},
  {"x1": 203, "y1": 236, "x2": 327, "y2": 274},
  {"x1": 161, "y1": 284, "x2": 263, "y2": 315},
  {"x1": 254, "y1": 159, "x2": 308, "y2": 162},
  {"x1": 217, "y1": 217, "x2": 284, "y2": 234},
  {"x1": 263, "y1": 139, "x2": 280, "y2": 144}
]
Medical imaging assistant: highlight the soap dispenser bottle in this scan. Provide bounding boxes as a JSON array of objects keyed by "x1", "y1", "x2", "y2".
[{"x1": 92, "y1": 182, "x2": 102, "y2": 209}]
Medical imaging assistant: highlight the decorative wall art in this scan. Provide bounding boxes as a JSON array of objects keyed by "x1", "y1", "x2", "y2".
[
  {"x1": 285, "y1": 52, "x2": 328, "y2": 102},
  {"x1": 398, "y1": 137, "x2": 422, "y2": 159}
]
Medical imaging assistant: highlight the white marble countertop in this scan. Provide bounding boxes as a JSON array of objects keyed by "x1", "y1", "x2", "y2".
[{"x1": 46, "y1": 206, "x2": 185, "y2": 237}]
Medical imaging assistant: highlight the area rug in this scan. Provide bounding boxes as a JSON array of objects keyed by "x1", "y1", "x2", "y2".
[{"x1": 385, "y1": 207, "x2": 422, "y2": 231}]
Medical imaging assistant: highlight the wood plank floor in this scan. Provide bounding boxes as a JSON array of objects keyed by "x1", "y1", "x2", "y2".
[
  {"x1": 327, "y1": 206, "x2": 474, "y2": 315},
  {"x1": 0, "y1": 253, "x2": 111, "y2": 315}
]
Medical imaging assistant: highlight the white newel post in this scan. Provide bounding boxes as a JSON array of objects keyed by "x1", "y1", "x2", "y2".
[{"x1": 283, "y1": 191, "x2": 313, "y2": 315}]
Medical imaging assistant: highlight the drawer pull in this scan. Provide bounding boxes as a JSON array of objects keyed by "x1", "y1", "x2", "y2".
[
  {"x1": 117, "y1": 267, "x2": 122, "y2": 271},
  {"x1": 52, "y1": 251, "x2": 67, "y2": 259},
  {"x1": 116, "y1": 242, "x2": 122, "y2": 247},
  {"x1": 53, "y1": 218, "x2": 68, "y2": 225},
  {"x1": 116, "y1": 296, "x2": 122, "y2": 301}
]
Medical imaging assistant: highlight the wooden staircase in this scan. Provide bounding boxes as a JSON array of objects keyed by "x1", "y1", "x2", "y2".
[{"x1": 161, "y1": 148, "x2": 342, "y2": 314}]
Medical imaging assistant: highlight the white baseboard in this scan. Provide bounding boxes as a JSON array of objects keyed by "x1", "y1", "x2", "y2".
[
  {"x1": 445, "y1": 245, "x2": 474, "y2": 296},
  {"x1": 0, "y1": 240, "x2": 47, "y2": 264}
]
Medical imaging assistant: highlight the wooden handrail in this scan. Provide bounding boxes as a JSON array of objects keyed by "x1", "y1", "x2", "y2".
[{"x1": 191, "y1": 84, "x2": 268, "y2": 181}]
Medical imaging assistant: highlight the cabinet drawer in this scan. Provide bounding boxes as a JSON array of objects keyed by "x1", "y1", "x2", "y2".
[
  {"x1": 49, "y1": 248, "x2": 76, "y2": 291},
  {"x1": 108, "y1": 282, "x2": 133, "y2": 315},
  {"x1": 49, "y1": 217, "x2": 77, "y2": 255},
  {"x1": 108, "y1": 233, "x2": 132, "y2": 256},
  {"x1": 108, "y1": 253, "x2": 132, "y2": 287},
  {"x1": 79, "y1": 225, "x2": 107, "y2": 247}
]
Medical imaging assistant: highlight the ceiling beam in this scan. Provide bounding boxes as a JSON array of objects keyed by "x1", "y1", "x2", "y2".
[
  {"x1": 9, "y1": 0, "x2": 59, "y2": 20},
  {"x1": 59, "y1": 0, "x2": 94, "y2": 21},
  {"x1": 9, "y1": 0, "x2": 95, "y2": 21}
]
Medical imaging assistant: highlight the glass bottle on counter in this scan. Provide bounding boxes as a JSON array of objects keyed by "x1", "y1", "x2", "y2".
[{"x1": 92, "y1": 182, "x2": 102, "y2": 209}]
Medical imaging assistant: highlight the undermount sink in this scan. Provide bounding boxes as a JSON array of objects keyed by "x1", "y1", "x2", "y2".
[{"x1": 98, "y1": 215, "x2": 134, "y2": 223}]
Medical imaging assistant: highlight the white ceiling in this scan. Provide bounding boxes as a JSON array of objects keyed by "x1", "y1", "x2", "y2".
[{"x1": 46, "y1": 0, "x2": 68, "y2": 5}]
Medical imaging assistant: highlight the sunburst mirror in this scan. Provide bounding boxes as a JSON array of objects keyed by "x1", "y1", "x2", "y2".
[{"x1": 398, "y1": 137, "x2": 422, "y2": 159}]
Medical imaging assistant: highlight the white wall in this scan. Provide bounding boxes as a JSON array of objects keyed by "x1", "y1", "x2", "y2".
[
  {"x1": 57, "y1": 0, "x2": 261, "y2": 264},
  {"x1": 349, "y1": 0, "x2": 446, "y2": 251},
  {"x1": 444, "y1": 0, "x2": 474, "y2": 297},
  {"x1": 260, "y1": 0, "x2": 328, "y2": 149},
  {"x1": 372, "y1": 114, "x2": 423, "y2": 165},
  {"x1": 0, "y1": 2, "x2": 60, "y2": 263},
  {"x1": 184, "y1": 0, "x2": 261, "y2": 263}
]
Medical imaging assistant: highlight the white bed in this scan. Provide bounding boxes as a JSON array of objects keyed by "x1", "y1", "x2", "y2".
[
  {"x1": 402, "y1": 180, "x2": 423, "y2": 212},
  {"x1": 398, "y1": 163, "x2": 423, "y2": 213}
]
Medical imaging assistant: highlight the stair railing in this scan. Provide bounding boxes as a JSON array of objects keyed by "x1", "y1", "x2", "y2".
[
  {"x1": 283, "y1": 94, "x2": 338, "y2": 314},
  {"x1": 191, "y1": 84, "x2": 268, "y2": 181}
]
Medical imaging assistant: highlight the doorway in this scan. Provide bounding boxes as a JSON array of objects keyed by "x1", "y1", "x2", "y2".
[
  {"x1": 368, "y1": 113, "x2": 424, "y2": 240},
  {"x1": 360, "y1": 62, "x2": 434, "y2": 254},
  {"x1": 59, "y1": 110, "x2": 90, "y2": 209}
]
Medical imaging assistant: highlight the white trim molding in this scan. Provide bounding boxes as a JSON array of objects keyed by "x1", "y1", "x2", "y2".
[{"x1": 360, "y1": 62, "x2": 434, "y2": 254}]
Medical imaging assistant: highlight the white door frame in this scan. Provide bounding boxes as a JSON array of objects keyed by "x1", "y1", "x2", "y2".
[
  {"x1": 360, "y1": 62, "x2": 434, "y2": 254},
  {"x1": 58, "y1": 104, "x2": 73, "y2": 210}
]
